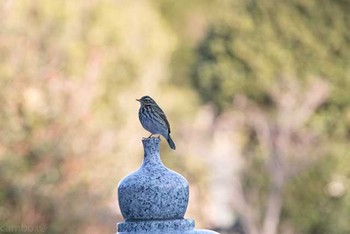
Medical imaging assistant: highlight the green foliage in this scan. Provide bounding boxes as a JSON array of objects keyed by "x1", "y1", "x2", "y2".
[
  {"x1": 0, "y1": 1, "x2": 178, "y2": 233},
  {"x1": 190, "y1": 0, "x2": 350, "y2": 233},
  {"x1": 191, "y1": 0, "x2": 350, "y2": 111},
  {"x1": 284, "y1": 153, "x2": 350, "y2": 234}
]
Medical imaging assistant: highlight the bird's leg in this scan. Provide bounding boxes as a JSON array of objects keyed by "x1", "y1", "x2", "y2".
[{"x1": 148, "y1": 133, "x2": 154, "y2": 138}]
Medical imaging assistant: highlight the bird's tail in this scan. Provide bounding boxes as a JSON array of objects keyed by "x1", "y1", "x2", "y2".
[{"x1": 167, "y1": 135, "x2": 176, "y2": 150}]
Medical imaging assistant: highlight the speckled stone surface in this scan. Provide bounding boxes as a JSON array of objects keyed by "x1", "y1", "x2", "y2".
[
  {"x1": 118, "y1": 137, "x2": 189, "y2": 220},
  {"x1": 117, "y1": 218, "x2": 195, "y2": 232},
  {"x1": 117, "y1": 137, "x2": 220, "y2": 234},
  {"x1": 117, "y1": 227, "x2": 220, "y2": 234}
]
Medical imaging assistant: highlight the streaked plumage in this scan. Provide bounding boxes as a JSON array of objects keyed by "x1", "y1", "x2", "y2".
[{"x1": 137, "y1": 96, "x2": 176, "y2": 150}]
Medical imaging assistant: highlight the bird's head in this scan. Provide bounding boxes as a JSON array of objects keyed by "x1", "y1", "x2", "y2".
[{"x1": 136, "y1": 96, "x2": 156, "y2": 106}]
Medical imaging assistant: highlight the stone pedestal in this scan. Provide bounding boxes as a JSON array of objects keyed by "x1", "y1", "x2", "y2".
[{"x1": 117, "y1": 137, "x2": 219, "y2": 234}]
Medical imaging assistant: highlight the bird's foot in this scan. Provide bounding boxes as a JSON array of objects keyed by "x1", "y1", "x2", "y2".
[{"x1": 146, "y1": 134, "x2": 161, "y2": 139}]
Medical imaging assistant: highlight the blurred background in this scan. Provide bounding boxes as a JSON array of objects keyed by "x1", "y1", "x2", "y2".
[{"x1": 0, "y1": 0, "x2": 349, "y2": 233}]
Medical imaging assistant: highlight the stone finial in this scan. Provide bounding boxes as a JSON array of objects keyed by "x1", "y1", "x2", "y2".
[
  {"x1": 118, "y1": 137, "x2": 189, "y2": 220},
  {"x1": 117, "y1": 137, "x2": 220, "y2": 234}
]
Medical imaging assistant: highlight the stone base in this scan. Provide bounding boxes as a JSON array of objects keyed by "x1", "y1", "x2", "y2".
[
  {"x1": 117, "y1": 218, "x2": 220, "y2": 234},
  {"x1": 117, "y1": 218, "x2": 194, "y2": 233}
]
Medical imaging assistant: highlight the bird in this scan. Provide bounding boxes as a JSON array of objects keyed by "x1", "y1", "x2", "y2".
[{"x1": 136, "y1": 96, "x2": 176, "y2": 150}]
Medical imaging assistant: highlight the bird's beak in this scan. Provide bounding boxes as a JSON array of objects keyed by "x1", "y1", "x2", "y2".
[{"x1": 136, "y1": 99, "x2": 140, "y2": 102}]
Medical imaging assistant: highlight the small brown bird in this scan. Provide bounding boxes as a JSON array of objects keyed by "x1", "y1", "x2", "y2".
[{"x1": 136, "y1": 96, "x2": 176, "y2": 150}]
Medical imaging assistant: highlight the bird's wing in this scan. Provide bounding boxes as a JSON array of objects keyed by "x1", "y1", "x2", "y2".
[{"x1": 154, "y1": 105, "x2": 171, "y2": 133}]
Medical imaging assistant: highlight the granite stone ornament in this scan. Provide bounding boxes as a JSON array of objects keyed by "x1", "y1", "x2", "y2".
[{"x1": 117, "y1": 137, "x2": 219, "y2": 234}]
